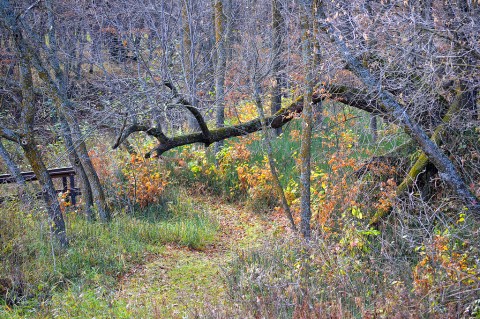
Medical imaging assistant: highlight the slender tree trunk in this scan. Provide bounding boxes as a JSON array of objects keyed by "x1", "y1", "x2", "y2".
[
  {"x1": 62, "y1": 112, "x2": 111, "y2": 222},
  {"x1": 312, "y1": 0, "x2": 323, "y2": 128},
  {"x1": 299, "y1": 0, "x2": 314, "y2": 239},
  {"x1": 370, "y1": 115, "x2": 378, "y2": 143},
  {"x1": 182, "y1": 1, "x2": 199, "y2": 131},
  {"x1": 213, "y1": 0, "x2": 227, "y2": 156},
  {"x1": 22, "y1": 143, "x2": 68, "y2": 248},
  {"x1": 253, "y1": 75, "x2": 297, "y2": 231},
  {"x1": 271, "y1": 0, "x2": 284, "y2": 136},
  {"x1": 58, "y1": 115, "x2": 94, "y2": 220}
]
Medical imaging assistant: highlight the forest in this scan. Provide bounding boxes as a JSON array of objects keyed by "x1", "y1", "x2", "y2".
[{"x1": 0, "y1": 0, "x2": 479, "y2": 317}]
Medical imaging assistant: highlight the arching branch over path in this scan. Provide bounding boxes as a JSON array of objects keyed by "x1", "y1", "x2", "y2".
[{"x1": 112, "y1": 83, "x2": 379, "y2": 158}]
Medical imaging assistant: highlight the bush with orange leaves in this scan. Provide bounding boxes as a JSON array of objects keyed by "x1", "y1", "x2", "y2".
[
  {"x1": 119, "y1": 154, "x2": 169, "y2": 208},
  {"x1": 89, "y1": 148, "x2": 169, "y2": 209},
  {"x1": 236, "y1": 156, "x2": 277, "y2": 211},
  {"x1": 412, "y1": 223, "x2": 479, "y2": 306},
  {"x1": 310, "y1": 109, "x2": 365, "y2": 229}
]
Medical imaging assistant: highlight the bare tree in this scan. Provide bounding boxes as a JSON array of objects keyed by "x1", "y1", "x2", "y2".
[
  {"x1": 0, "y1": 0, "x2": 68, "y2": 247},
  {"x1": 270, "y1": 0, "x2": 285, "y2": 136},
  {"x1": 213, "y1": 0, "x2": 227, "y2": 156},
  {"x1": 298, "y1": 0, "x2": 314, "y2": 238}
]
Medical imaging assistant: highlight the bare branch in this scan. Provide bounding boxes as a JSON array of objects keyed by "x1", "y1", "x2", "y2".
[
  {"x1": 163, "y1": 81, "x2": 211, "y2": 142},
  {"x1": 0, "y1": 127, "x2": 20, "y2": 143},
  {"x1": 112, "y1": 124, "x2": 170, "y2": 150}
]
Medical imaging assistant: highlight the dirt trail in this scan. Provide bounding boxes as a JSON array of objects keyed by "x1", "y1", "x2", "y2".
[{"x1": 115, "y1": 194, "x2": 288, "y2": 318}]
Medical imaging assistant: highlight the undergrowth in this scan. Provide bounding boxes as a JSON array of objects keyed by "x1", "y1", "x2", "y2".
[
  {"x1": 0, "y1": 189, "x2": 218, "y2": 318},
  {"x1": 220, "y1": 216, "x2": 480, "y2": 318}
]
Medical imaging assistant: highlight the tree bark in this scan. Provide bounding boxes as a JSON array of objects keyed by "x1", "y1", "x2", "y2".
[
  {"x1": 182, "y1": 1, "x2": 200, "y2": 132},
  {"x1": 270, "y1": 0, "x2": 285, "y2": 136},
  {"x1": 22, "y1": 143, "x2": 68, "y2": 248},
  {"x1": 63, "y1": 113, "x2": 111, "y2": 222}
]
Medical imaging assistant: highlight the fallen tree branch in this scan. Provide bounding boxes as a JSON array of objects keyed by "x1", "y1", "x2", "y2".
[
  {"x1": 145, "y1": 92, "x2": 311, "y2": 157},
  {"x1": 369, "y1": 88, "x2": 466, "y2": 225},
  {"x1": 112, "y1": 83, "x2": 383, "y2": 157}
]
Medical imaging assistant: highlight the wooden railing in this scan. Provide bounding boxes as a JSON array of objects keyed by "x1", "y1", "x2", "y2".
[{"x1": 0, "y1": 167, "x2": 80, "y2": 204}]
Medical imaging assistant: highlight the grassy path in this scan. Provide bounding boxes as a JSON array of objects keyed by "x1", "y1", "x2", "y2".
[{"x1": 115, "y1": 193, "x2": 289, "y2": 318}]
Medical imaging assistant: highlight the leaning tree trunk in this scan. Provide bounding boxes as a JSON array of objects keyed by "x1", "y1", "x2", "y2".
[
  {"x1": 318, "y1": 4, "x2": 480, "y2": 218},
  {"x1": 253, "y1": 74, "x2": 297, "y2": 231},
  {"x1": 61, "y1": 111, "x2": 111, "y2": 222},
  {"x1": 22, "y1": 140, "x2": 68, "y2": 247}
]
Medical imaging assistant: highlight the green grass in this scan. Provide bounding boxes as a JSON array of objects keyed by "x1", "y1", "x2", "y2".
[{"x1": 0, "y1": 190, "x2": 218, "y2": 318}]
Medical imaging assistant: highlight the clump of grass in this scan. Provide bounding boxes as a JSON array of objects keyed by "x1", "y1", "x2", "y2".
[{"x1": 0, "y1": 189, "x2": 217, "y2": 317}]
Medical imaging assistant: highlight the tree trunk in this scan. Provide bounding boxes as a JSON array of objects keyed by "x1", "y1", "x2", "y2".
[
  {"x1": 63, "y1": 112, "x2": 111, "y2": 222},
  {"x1": 299, "y1": 0, "x2": 314, "y2": 239},
  {"x1": 182, "y1": 1, "x2": 199, "y2": 132},
  {"x1": 253, "y1": 75, "x2": 296, "y2": 231},
  {"x1": 22, "y1": 142, "x2": 68, "y2": 248},
  {"x1": 270, "y1": 0, "x2": 284, "y2": 136},
  {"x1": 213, "y1": 0, "x2": 227, "y2": 156},
  {"x1": 370, "y1": 115, "x2": 378, "y2": 143},
  {"x1": 58, "y1": 114, "x2": 94, "y2": 220}
]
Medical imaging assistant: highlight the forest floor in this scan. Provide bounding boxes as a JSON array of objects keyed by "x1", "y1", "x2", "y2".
[{"x1": 115, "y1": 190, "x2": 290, "y2": 318}]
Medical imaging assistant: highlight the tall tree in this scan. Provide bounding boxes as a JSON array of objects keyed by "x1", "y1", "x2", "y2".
[
  {"x1": 0, "y1": 0, "x2": 68, "y2": 247},
  {"x1": 43, "y1": 0, "x2": 111, "y2": 221},
  {"x1": 270, "y1": 0, "x2": 285, "y2": 136},
  {"x1": 316, "y1": 2, "x2": 480, "y2": 216},
  {"x1": 299, "y1": 0, "x2": 314, "y2": 238},
  {"x1": 213, "y1": 0, "x2": 227, "y2": 156}
]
